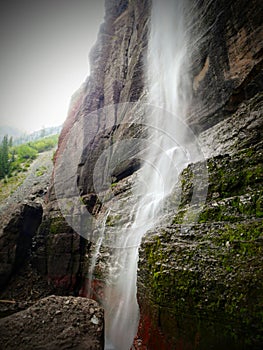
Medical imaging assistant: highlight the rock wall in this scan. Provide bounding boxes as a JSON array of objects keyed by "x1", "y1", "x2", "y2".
[
  {"x1": 138, "y1": 142, "x2": 263, "y2": 349},
  {"x1": 188, "y1": 0, "x2": 263, "y2": 132},
  {"x1": 0, "y1": 202, "x2": 43, "y2": 289},
  {"x1": 33, "y1": 0, "x2": 262, "y2": 348},
  {"x1": 37, "y1": 0, "x2": 149, "y2": 292},
  {"x1": 135, "y1": 1, "x2": 263, "y2": 348}
]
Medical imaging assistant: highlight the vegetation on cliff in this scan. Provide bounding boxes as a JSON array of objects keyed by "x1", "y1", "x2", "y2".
[
  {"x1": 0, "y1": 135, "x2": 58, "y2": 203},
  {"x1": 0, "y1": 134, "x2": 58, "y2": 180},
  {"x1": 138, "y1": 142, "x2": 263, "y2": 349}
]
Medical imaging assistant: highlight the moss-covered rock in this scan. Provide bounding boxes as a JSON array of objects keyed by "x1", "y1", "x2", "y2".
[{"x1": 138, "y1": 142, "x2": 263, "y2": 349}]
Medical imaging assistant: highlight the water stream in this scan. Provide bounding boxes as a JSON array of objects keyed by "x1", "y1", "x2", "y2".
[{"x1": 89, "y1": 1, "x2": 191, "y2": 349}]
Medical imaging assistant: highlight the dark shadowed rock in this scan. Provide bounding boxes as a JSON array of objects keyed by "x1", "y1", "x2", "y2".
[
  {"x1": 32, "y1": 211, "x2": 87, "y2": 293},
  {"x1": 0, "y1": 202, "x2": 43, "y2": 289},
  {"x1": 0, "y1": 295, "x2": 104, "y2": 350}
]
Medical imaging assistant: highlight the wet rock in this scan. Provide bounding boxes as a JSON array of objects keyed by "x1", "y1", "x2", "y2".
[
  {"x1": 22, "y1": 0, "x2": 262, "y2": 348},
  {"x1": 0, "y1": 295, "x2": 104, "y2": 350},
  {"x1": 137, "y1": 143, "x2": 263, "y2": 349},
  {"x1": 35, "y1": 0, "x2": 262, "y2": 297}
]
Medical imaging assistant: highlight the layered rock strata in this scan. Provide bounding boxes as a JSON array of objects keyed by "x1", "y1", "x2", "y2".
[
  {"x1": 31, "y1": 0, "x2": 262, "y2": 348},
  {"x1": 37, "y1": 0, "x2": 149, "y2": 293},
  {"x1": 137, "y1": 142, "x2": 263, "y2": 349}
]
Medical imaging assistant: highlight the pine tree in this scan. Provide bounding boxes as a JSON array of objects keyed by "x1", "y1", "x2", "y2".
[
  {"x1": 9, "y1": 136, "x2": 13, "y2": 148},
  {"x1": 0, "y1": 144, "x2": 4, "y2": 179},
  {"x1": 0, "y1": 135, "x2": 10, "y2": 179}
]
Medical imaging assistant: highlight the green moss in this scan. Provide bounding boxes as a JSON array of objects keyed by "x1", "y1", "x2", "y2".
[
  {"x1": 173, "y1": 209, "x2": 187, "y2": 224},
  {"x1": 197, "y1": 193, "x2": 262, "y2": 223},
  {"x1": 35, "y1": 165, "x2": 47, "y2": 177},
  {"x1": 140, "y1": 218, "x2": 263, "y2": 346},
  {"x1": 174, "y1": 145, "x2": 262, "y2": 226},
  {"x1": 208, "y1": 161, "x2": 262, "y2": 200},
  {"x1": 140, "y1": 143, "x2": 263, "y2": 347},
  {"x1": 216, "y1": 221, "x2": 263, "y2": 259},
  {"x1": 49, "y1": 216, "x2": 72, "y2": 234},
  {"x1": 105, "y1": 214, "x2": 121, "y2": 226}
]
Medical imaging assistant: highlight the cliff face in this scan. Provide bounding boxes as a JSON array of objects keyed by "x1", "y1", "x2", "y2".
[
  {"x1": 35, "y1": 0, "x2": 262, "y2": 348},
  {"x1": 56, "y1": 0, "x2": 263, "y2": 154},
  {"x1": 138, "y1": 142, "x2": 262, "y2": 349},
  {"x1": 54, "y1": 0, "x2": 148, "y2": 166},
  {"x1": 188, "y1": 0, "x2": 262, "y2": 132},
  {"x1": 135, "y1": 1, "x2": 262, "y2": 348},
  {"x1": 37, "y1": 0, "x2": 149, "y2": 291}
]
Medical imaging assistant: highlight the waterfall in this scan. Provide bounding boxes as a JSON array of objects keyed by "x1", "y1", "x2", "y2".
[{"x1": 91, "y1": 1, "x2": 191, "y2": 349}]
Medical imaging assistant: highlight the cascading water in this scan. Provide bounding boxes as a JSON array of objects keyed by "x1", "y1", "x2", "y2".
[{"x1": 89, "y1": 1, "x2": 191, "y2": 349}]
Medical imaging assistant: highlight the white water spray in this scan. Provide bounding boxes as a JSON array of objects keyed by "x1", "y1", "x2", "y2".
[{"x1": 91, "y1": 1, "x2": 191, "y2": 349}]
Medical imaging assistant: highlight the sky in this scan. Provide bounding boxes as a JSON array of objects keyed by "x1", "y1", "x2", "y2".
[{"x1": 0, "y1": 0, "x2": 105, "y2": 133}]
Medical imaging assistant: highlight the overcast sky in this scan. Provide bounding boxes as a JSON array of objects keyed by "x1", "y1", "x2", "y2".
[{"x1": 0, "y1": 0, "x2": 105, "y2": 133}]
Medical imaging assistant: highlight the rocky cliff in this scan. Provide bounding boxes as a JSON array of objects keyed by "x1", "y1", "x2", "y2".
[
  {"x1": 135, "y1": 1, "x2": 262, "y2": 348},
  {"x1": 7, "y1": 0, "x2": 262, "y2": 349},
  {"x1": 37, "y1": 0, "x2": 150, "y2": 293}
]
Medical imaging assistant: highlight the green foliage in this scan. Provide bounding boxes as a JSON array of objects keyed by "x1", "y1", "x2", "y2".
[
  {"x1": 16, "y1": 144, "x2": 38, "y2": 160},
  {"x1": 0, "y1": 133, "x2": 58, "y2": 179},
  {"x1": 29, "y1": 134, "x2": 58, "y2": 153},
  {"x1": 0, "y1": 135, "x2": 12, "y2": 179},
  {"x1": 35, "y1": 166, "x2": 47, "y2": 177}
]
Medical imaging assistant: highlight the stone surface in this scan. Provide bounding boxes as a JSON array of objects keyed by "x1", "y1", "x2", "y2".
[
  {"x1": 188, "y1": 0, "x2": 263, "y2": 132},
  {"x1": 137, "y1": 143, "x2": 263, "y2": 349},
  {"x1": 37, "y1": 0, "x2": 149, "y2": 294},
  {"x1": 0, "y1": 202, "x2": 43, "y2": 289},
  {"x1": 24, "y1": 0, "x2": 262, "y2": 348},
  {"x1": 33, "y1": 208, "x2": 87, "y2": 294},
  {"x1": 0, "y1": 295, "x2": 104, "y2": 350},
  {"x1": 49, "y1": 0, "x2": 262, "y2": 218},
  {"x1": 198, "y1": 92, "x2": 263, "y2": 158}
]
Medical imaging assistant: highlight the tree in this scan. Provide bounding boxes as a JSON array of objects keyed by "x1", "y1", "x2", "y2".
[
  {"x1": 0, "y1": 135, "x2": 10, "y2": 179},
  {"x1": 8, "y1": 136, "x2": 13, "y2": 148},
  {"x1": 0, "y1": 146, "x2": 4, "y2": 179}
]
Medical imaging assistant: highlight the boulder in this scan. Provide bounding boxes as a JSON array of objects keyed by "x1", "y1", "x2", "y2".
[{"x1": 0, "y1": 295, "x2": 104, "y2": 350}]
